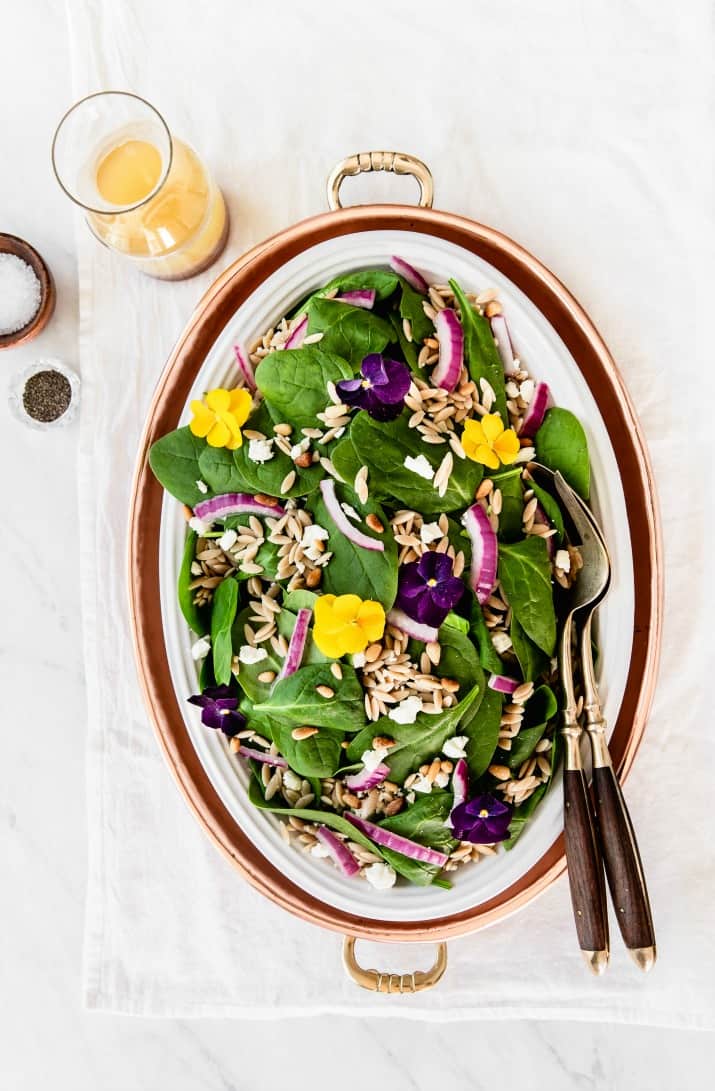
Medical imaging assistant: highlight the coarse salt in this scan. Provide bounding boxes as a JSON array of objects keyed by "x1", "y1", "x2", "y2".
[{"x1": 0, "y1": 253, "x2": 41, "y2": 335}]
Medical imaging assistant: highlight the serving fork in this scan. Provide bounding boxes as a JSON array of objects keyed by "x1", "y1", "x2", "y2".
[{"x1": 530, "y1": 465, "x2": 656, "y2": 973}]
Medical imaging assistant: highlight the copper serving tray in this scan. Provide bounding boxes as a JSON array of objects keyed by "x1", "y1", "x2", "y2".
[{"x1": 128, "y1": 158, "x2": 662, "y2": 983}]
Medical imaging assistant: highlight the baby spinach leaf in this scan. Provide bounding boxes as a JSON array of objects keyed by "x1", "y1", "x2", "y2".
[
  {"x1": 510, "y1": 614, "x2": 550, "y2": 682},
  {"x1": 325, "y1": 269, "x2": 400, "y2": 301},
  {"x1": 178, "y1": 531, "x2": 208, "y2": 635},
  {"x1": 379, "y1": 791, "x2": 457, "y2": 886},
  {"x1": 231, "y1": 607, "x2": 281, "y2": 702},
  {"x1": 313, "y1": 482, "x2": 398, "y2": 608},
  {"x1": 330, "y1": 435, "x2": 367, "y2": 488},
  {"x1": 449, "y1": 280, "x2": 508, "y2": 422},
  {"x1": 507, "y1": 685, "x2": 557, "y2": 769},
  {"x1": 505, "y1": 733, "x2": 562, "y2": 849},
  {"x1": 255, "y1": 347, "x2": 354, "y2": 430},
  {"x1": 441, "y1": 611, "x2": 469, "y2": 634},
  {"x1": 492, "y1": 468, "x2": 524, "y2": 542},
  {"x1": 254, "y1": 663, "x2": 366, "y2": 731},
  {"x1": 498, "y1": 537, "x2": 556, "y2": 656},
  {"x1": 348, "y1": 685, "x2": 481, "y2": 784},
  {"x1": 469, "y1": 601, "x2": 505, "y2": 674},
  {"x1": 535, "y1": 407, "x2": 590, "y2": 500},
  {"x1": 435, "y1": 620, "x2": 483, "y2": 696},
  {"x1": 350, "y1": 411, "x2": 483, "y2": 515},
  {"x1": 211, "y1": 577, "x2": 239, "y2": 685},
  {"x1": 530, "y1": 480, "x2": 565, "y2": 543},
  {"x1": 277, "y1": 608, "x2": 328, "y2": 664},
  {"x1": 306, "y1": 299, "x2": 393, "y2": 367},
  {"x1": 271, "y1": 722, "x2": 344, "y2": 778},
  {"x1": 397, "y1": 278, "x2": 433, "y2": 344},
  {"x1": 462, "y1": 685, "x2": 503, "y2": 779},
  {"x1": 149, "y1": 426, "x2": 208, "y2": 506},
  {"x1": 282, "y1": 589, "x2": 318, "y2": 612}
]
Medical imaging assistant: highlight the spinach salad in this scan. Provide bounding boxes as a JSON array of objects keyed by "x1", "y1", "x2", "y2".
[{"x1": 150, "y1": 258, "x2": 591, "y2": 891}]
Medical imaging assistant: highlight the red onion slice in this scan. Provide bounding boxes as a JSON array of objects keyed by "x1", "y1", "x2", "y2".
[
  {"x1": 432, "y1": 308, "x2": 464, "y2": 392},
  {"x1": 489, "y1": 314, "x2": 518, "y2": 374},
  {"x1": 233, "y1": 344, "x2": 256, "y2": 391},
  {"x1": 278, "y1": 608, "x2": 311, "y2": 680},
  {"x1": 344, "y1": 763, "x2": 390, "y2": 792},
  {"x1": 236, "y1": 745, "x2": 288, "y2": 768},
  {"x1": 386, "y1": 607, "x2": 438, "y2": 644},
  {"x1": 315, "y1": 826, "x2": 360, "y2": 877},
  {"x1": 389, "y1": 255, "x2": 429, "y2": 293},
  {"x1": 345, "y1": 813, "x2": 449, "y2": 867},
  {"x1": 450, "y1": 757, "x2": 469, "y2": 823},
  {"x1": 319, "y1": 479, "x2": 385, "y2": 552},
  {"x1": 336, "y1": 289, "x2": 376, "y2": 310},
  {"x1": 488, "y1": 673, "x2": 520, "y2": 695},
  {"x1": 285, "y1": 315, "x2": 308, "y2": 349},
  {"x1": 194, "y1": 492, "x2": 285, "y2": 522},
  {"x1": 520, "y1": 381, "x2": 551, "y2": 436},
  {"x1": 463, "y1": 503, "x2": 498, "y2": 605}
]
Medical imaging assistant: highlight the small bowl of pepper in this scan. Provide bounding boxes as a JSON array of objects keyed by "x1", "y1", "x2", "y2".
[
  {"x1": 9, "y1": 358, "x2": 80, "y2": 430},
  {"x1": 0, "y1": 233, "x2": 56, "y2": 350}
]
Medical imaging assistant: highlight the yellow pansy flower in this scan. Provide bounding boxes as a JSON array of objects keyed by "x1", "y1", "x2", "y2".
[
  {"x1": 462, "y1": 413, "x2": 520, "y2": 470},
  {"x1": 189, "y1": 387, "x2": 252, "y2": 450},
  {"x1": 313, "y1": 594, "x2": 386, "y2": 659}
]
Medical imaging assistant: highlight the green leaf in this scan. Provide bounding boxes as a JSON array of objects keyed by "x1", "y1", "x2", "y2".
[
  {"x1": 530, "y1": 480, "x2": 565, "y2": 543},
  {"x1": 505, "y1": 734, "x2": 562, "y2": 849},
  {"x1": 306, "y1": 299, "x2": 393, "y2": 367},
  {"x1": 462, "y1": 685, "x2": 503, "y2": 779},
  {"x1": 313, "y1": 481, "x2": 398, "y2": 609},
  {"x1": 350, "y1": 411, "x2": 483, "y2": 515},
  {"x1": 255, "y1": 663, "x2": 366, "y2": 731},
  {"x1": 449, "y1": 280, "x2": 508, "y2": 422},
  {"x1": 441, "y1": 610, "x2": 469, "y2": 635},
  {"x1": 231, "y1": 608, "x2": 282, "y2": 702},
  {"x1": 434, "y1": 620, "x2": 483, "y2": 697},
  {"x1": 469, "y1": 601, "x2": 504, "y2": 674},
  {"x1": 326, "y1": 269, "x2": 400, "y2": 301},
  {"x1": 398, "y1": 278, "x2": 433, "y2": 344},
  {"x1": 282, "y1": 589, "x2": 318, "y2": 612},
  {"x1": 535, "y1": 407, "x2": 590, "y2": 500},
  {"x1": 498, "y1": 537, "x2": 556, "y2": 656},
  {"x1": 210, "y1": 578, "x2": 239, "y2": 684},
  {"x1": 508, "y1": 685, "x2": 557, "y2": 769},
  {"x1": 348, "y1": 685, "x2": 481, "y2": 784},
  {"x1": 271, "y1": 722, "x2": 344, "y2": 777},
  {"x1": 178, "y1": 531, "x2": 208, "y2": 635},
  {"x1": 255, "y1": 347, "x2": 354, "y2": 431},
  {"x1": 379, "y1": 791, "x2": 457, "y2": 886},
  {"x1": 148, "y1": 426, "x2": 208, "y2": 506},
  {"x1": 510, "y1": 614, "x2": 550, "y2": 682},
  {"x1": 330, "y1": 435, "x2": 365, "y2": 486},
  {"x1": 492, "y1": 468, "x2": 524, "y2": 542}
]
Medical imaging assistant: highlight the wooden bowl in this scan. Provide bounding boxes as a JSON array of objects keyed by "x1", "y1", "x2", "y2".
[{"x1": 0, "y1": 234, "x2": 56, "y2": 350}]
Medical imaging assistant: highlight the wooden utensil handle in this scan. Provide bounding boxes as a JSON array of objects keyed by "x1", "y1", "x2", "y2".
[
  {"x1": 563, "y1": 768, "x2": 609, "y2": 967},
  {"x1": 592, "y1": 764, "x2": 656, "y2": 966}
]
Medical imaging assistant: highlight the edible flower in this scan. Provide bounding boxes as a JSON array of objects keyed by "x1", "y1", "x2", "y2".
[
  {"x1": 313, "y1": 593, "x2": 386, "y2": 658},
  {"x1": 450, "y1": 793, "x2": 512, "y2": 844},
  {"x1": 187, "y1": 684, "x2": 246, "y2": 737},
  {"x1": 462, "y1": 413, "x2": 520, "y2": 470},
  {"x1": 395, "y1": 550, "x2": 464, "y2": 629},
  {"x1": 336, "y1": 354, "x2": 411, "y2": 422},
  {"x1": 189, "y1": 387, "x2": 252, "y2": 450}
]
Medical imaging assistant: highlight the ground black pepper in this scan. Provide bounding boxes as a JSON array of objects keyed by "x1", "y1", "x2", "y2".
[{"x1": 22, "y1": 369, "x2": 72, "y2": 423}]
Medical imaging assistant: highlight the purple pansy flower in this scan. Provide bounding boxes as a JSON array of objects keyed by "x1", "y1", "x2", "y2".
[
  {"x1": 336, "y1": 353, "x2": 411, "y2": 422},
  {"x1": 396, "y1": 550, "x2": 464, "y2": 628},
  {"x1": 450, "y1": 794, "x2": 513, "y2": 844},
  {"x1": 188, "y1": 684, "x2": 245, "y2": 737}
]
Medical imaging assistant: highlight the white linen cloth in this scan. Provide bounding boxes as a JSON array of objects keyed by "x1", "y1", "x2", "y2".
[{"x1": 70, "y1": 0, "x2": 715, "y2": 1022}]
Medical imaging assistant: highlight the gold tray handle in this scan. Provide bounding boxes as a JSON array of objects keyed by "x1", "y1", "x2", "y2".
[
  {"x1": 342, "y1": 935, "x2": 447, "y2": 994},
  {"x1": 327, "y1": 151, "x2": 434, "y2": 211}
]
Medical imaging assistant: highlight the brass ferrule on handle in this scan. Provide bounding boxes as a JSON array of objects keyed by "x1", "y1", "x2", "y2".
[
  {"x1": 343, "y1": 936, "x2": 447, "y2": 994},
  {"x1": 327, "y1": 151, "x2": 434, "y2": 211}
]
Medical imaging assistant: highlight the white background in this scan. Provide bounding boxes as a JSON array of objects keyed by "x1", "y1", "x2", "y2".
[{"x1": 1, "y1": 1, "x2": 713, "y2": 1087}]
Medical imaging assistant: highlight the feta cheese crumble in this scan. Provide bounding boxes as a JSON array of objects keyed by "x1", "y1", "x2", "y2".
[
  {"x1": 443, "y1": 735, "x2": 469, "y2": 760},
  {"x1": 388, "y1": 695, "x2": 423, "y2": 724},
  {"x1": 195, "y1": 479, "x2": 208, "y2": 494},
  {"x1": 190, "y1": 636, "x2": 211, "y2": 661},
  {"x1": 341, "y1": 502, "x2": 361, "y2": 522},
  {"x1": 411, "y1": 773, "x2": 434, "y2": 794},
  {"x1": 188, "y1": 516, "x2": 213, "y2": 536},
  {"x1": 403, "y1": 454, "x2": 434, "y2": 481},
  {"x1": 248, "y1": 438, "x2": 274, "y2": 463},
  {"x1": 555, "y1": 548, "x2": 571, "y2": 573},
  {"x1": 360, "y1": 747, "x2": 390, "y2": 772},
  {"x1": 301, "y1": 523, "x2": 329, "y2": 561},
  {"x1": 238, "y1": 645, "x2": 268, "y2": 664},
  {"x1": 218, "y1": 528, "x2": 238, "y2": 551},
  {"x1": 420, "y1": 521, "x2": 442, "y2": 545},
  {"x1": 364, "y1": 862, "x2": 397, "y2": 890}
]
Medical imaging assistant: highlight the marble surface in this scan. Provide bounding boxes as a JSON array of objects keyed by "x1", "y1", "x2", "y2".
[{"x1": 1, "y1": 2, "x2": 713, "y2": 1087}]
